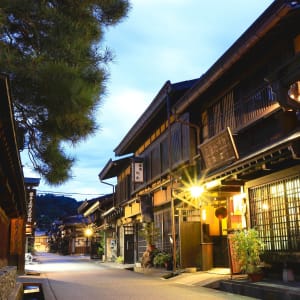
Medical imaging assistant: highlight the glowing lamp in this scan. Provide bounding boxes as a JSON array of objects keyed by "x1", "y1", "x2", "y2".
[{"x1": 189, "y1": 185, "x2": 204, "y2": 198}]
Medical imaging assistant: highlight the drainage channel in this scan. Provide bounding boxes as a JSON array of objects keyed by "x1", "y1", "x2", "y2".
[{"x1": 23, "y1": 282, "x2": 45, "y2": 300}]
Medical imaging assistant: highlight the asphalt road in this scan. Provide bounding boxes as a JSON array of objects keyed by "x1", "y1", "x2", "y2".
[{"x1": 21, "y1": 253, "x2": 257, "y2": 300}]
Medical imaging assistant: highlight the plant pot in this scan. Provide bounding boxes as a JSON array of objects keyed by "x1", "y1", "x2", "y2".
[
  {"x1": 248, "y1": 272, "x2": 264, "y2": 282},
  {"x1": 147, "y1": 244, "x2": 156, "y2": 252},
  {"x1": 165, "y1": 261, "x2": 173, "y2": 271}
]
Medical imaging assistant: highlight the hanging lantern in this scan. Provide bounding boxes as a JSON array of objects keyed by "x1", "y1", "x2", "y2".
[{"x1": 215, "y1": 207, "x2": 227, "y2": 220}]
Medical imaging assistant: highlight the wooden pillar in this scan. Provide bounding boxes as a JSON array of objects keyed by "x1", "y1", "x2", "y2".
[
  {"x1": 0, "y1": 208, "x2": 9, "y2": 268},
  {"x1": 9, "y1": 217, "x2": 26, "y2": 274},
  {"x1": 294, "y1": 34, "x2": 300, "y2": 54}
]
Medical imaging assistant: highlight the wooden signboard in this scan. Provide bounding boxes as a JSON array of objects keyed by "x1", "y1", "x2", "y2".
[
  {"x1": 199, "y1": 127, "x2": 239, "y2": 170},
  {"x1": 10, "y1": 218, "x2": 24, "y2": 255}
]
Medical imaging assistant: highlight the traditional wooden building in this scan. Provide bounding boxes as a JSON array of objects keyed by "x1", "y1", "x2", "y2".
[
  {"x1": 172, "y1": 0, "x2": 300, "y2": 274},
  {"x1": 99, "y1": 79, "x2": 198, "y2": 264},
  {"x1": 77, "y1": 194, "x2": 115, "y2": 260},
  {"x1": 0, "y1": 74, "x2": 27, "y2": 298},
  {"x1": 99, "y1": 0, "x2": 300, "y2": 275},
  {"x1": 46, "y1": 214, "x2": 89, "y2": 255}
]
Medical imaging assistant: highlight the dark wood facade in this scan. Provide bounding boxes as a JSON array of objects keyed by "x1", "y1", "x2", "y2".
[
  {"x1": 77, "y1": 194, "x2": 117, "y2": 261},
  {"x1": 174, "y1": 0, "x2": 300, "y2": 271},
  {"x1": 0, "y1": 74, "x2": 27, "y2": 275},
  {"x1": 99, "y1": 0, "x2": 300, "y2": 273},
  {"x1": 100, "y1": 80, "x2": 198, "y2": 264}
]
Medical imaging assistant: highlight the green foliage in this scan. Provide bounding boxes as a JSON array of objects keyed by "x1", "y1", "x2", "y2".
[
  {"x1": 97, "y1": 246, "x2": 104, "y2": 257},
  {"x1": 153, "y1": 252, "x2": 172, "y2": 267},
  {"x1": 0, "y1": 0, "x2": 130, "y2": 184},
  {"x1": 231, "y1": 228, "x2": 264, "y2": 274},
  {"x1": 116, "y1": 256, "x2": 124, "y2": 264},
  {"x1": 97, "y1": 233, "x2": 105, "y2": 256}
]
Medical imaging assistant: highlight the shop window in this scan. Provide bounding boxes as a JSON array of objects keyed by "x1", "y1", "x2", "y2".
[
  {"x1": 249, "y1": 176, "x2": 300, "y2": 252},
  {"x1": 154, "y1": 210, "x2": 173, "y2": 252}
]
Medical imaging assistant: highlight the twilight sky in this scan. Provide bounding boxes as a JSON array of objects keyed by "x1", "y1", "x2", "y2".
[{"x1": 22, "y1": 0, "x2": 274, "y2": 201}]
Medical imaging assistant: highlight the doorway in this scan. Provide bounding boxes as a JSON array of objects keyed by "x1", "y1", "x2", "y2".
[{"x1": 124, "y1": 224, "x2": 134, "y2": 264}]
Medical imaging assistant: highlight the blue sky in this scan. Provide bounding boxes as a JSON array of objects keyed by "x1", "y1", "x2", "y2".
[{"x1": 23, "y1": 0, "x2": 274, "y2": 201}]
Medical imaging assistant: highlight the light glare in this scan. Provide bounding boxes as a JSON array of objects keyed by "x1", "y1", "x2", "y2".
[
  {"x1": 85, "y1": 228, "x2": 93, "y2": 237},
  {"x1": 189, "y1": 185, "x2": 204, "y2": 198}
]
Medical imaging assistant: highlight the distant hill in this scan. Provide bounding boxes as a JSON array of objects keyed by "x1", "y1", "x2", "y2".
[{"x1": 35, "y1": 194, "x2": 83, "y2": 231}]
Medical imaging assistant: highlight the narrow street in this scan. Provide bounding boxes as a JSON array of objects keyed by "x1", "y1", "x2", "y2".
[{"x1": 19, "y1": 252, "x2": 257, "y2": 300}]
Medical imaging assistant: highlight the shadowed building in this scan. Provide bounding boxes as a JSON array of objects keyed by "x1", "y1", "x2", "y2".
[{"x1": 0, "y1": 74, "x2": 27, "y2": 298}]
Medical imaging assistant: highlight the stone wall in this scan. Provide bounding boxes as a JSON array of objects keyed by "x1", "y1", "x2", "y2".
[{"x1": 0, "y1": 266, "x2": 17, "y2": 300}]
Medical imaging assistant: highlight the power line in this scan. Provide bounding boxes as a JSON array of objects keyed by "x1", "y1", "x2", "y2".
[{"x1": 37, "y1": 190, "x2": 105, "y2": 197}]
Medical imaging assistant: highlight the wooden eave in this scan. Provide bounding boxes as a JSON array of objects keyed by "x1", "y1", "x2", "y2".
[
  {"x1": 203, "y1": 131, "x2": 300, "y2": 186},
  {"x1": 61, "y1": 214, "x2": 88, "y2": 227},
  {"x1": 0, "y1": 74, "x2": 26, "y2": 217},
  {"x1": 98, "y1": 156, "x2": 133, "y2": 180},
  {"x1": 77, "y1": 194, "x2": 114, "y2": 215},
  {"x1": 113, "y1": 79, "x2": 198, "y2": 156}
]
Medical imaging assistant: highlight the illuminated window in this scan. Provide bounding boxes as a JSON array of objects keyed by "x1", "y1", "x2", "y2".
[
  {"x1": 288, "y1": 81, "x2": 300, "y2": 102},
  {"x1": 249, "y1": 176, "x2": 300, "y2": 252}
]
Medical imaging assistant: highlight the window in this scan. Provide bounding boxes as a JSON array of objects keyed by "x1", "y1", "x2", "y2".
[
  {"x1": 154, "y1": 209, "x2": 173, "y2": 252},
  {"x1": 207, "y1": 89, "x2": 235, "y2": 137},
  {"x1": 136, "y1": 113, "x2": 192, "y2": 187},
  {"x1": 249, "y1": 176, "x2": 300, "y2": 252},
  {"x1": 171, "y1": 123, "x2": 182, "y2": 164},
  {"x1": 116, "y1": 174, "x2": 131, "y2": 204},
  {"x1": 204, "y1": 85, "x2": 277, "y2": 140},
  {"x1": 151, "y1": 146, "x2": 161, "y2": 178},
  {"x1": 288, "y1": 81, "x2": 300, "y2": 102},
  {"x1": 242, "y1": 85, "x2": 276, "y2": 125},
  {"x1": 161, "y1": 138, "x2": 169, "y2": 172}
]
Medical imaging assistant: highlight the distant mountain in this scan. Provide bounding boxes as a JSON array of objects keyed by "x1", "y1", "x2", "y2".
[{"x1": 35, "y1": 194, "x2": 83, "y2": 231}]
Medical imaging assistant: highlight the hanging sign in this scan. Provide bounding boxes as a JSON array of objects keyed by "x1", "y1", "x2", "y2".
[
  {"x1": 199, "y1": 127, "x2": 239, "y2": 170},
  {"x1": 132, "y1": 161, "x2": 144, "y2": 183}
]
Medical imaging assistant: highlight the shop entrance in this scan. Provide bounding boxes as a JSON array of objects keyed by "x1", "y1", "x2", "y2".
[{"x1": 124, "y1": 224, "x2": 134, "y2": 264}]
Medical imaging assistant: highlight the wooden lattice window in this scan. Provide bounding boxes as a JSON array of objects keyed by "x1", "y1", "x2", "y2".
[{"x1": 249, "y1": 175, "x2": 300, "y2": 252}]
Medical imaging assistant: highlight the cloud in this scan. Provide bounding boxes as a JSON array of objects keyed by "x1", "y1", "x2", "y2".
[
  {"x1": 100, "y1": 87, "x2": 153, "y2": 136},
  {"x1": 23, "y1": 0, "x2": 274, "y2": 201}
]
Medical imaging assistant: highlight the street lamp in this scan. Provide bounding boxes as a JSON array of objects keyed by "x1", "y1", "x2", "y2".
[
  {"x1": 84, "y1": 227, "x2": 93, "y2": 256},
  {"x1": 172, "y1": 181, "x2": 210, "y2": 268},
  {"x1": 189, "y1": 185, "x2": 204, "y2": 201}
]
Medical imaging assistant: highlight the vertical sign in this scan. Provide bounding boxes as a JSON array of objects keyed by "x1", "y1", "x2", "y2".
[
  {"x1": 10, "y1": 218, "x2": 24, "y2": 255},
  {"x1": 132, "y1": 162, "x2": 144, "y2": 183},
  {"x1": 26, "y1": 189, "x2": 36, "y2": 235}
]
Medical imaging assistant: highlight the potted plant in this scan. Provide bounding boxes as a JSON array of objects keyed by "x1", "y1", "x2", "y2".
[
  {"x1": 116, "y1": 256, "x2": 124, "y2": 264},
  {"x1": 231, "y1": 228, "x2": 264, "y2": 281},
  {"x1": 97, "y1": 245, "x2": 104, "y2": 259},
  {"x1": 153, "y1": 252, "x2": 172, "y2": 270}
]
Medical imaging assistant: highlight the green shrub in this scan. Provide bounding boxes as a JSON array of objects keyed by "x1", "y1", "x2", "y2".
[
  {"x1": 116, "y1": 256, "x2": 124, "y2": 264},
  {"x1": 153, "y1": 252, "x2": 172, "y2": 267}
]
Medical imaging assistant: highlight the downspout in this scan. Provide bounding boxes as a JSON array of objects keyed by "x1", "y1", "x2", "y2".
[
  {"x1": 166, "y1": 81, "x2": 177, "y2": 272},
  {"x1": 99, "y1": 179, "x2": 116, "y2": 262},
  {"x1": 173, "y1": 115, "x2": 201, "y2": 160},
  {"x1": 100, "y1": 180, "x2": 115, "y2": 207}
]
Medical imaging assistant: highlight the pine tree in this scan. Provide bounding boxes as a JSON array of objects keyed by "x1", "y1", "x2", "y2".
[{"x1": 0, "y1": 0, "x2": 130, "y2": 184}]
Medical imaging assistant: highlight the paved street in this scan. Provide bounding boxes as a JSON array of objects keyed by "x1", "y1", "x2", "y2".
[{"x1": 19, "y1": 252, "x2": 257, "y2": 300}]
